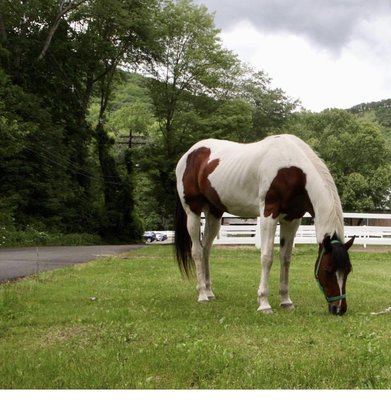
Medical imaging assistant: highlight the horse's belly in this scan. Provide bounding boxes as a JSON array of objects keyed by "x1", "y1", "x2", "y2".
[
  {"x1": 225, "y1": 203, "x2": 260, "y2": 218},
  {"x1": 213, "y1": 183, "x2": 261, "y2": 218}
]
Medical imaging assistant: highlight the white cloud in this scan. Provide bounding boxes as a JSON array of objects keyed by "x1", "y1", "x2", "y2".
[{"x1": 220, "y1": 20, "x2": 391, "y2": 111}]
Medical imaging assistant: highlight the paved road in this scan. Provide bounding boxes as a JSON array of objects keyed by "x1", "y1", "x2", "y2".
[{"x1": 0, "y1": 245, "x2": 144, "y2": 282}]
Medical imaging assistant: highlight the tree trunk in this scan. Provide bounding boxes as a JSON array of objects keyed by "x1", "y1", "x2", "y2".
[
  {"x1": 37, "y1": 0, "x2": 88, "y2": 61},
  {"x1": 0, "y1": 1, "x2": 7, "y2": 45}
]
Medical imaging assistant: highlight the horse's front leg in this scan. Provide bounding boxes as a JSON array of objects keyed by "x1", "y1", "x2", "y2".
[
  {"x1": 257, "y1": 216, "x2": 277, "y2": 314},
  {"x1": 279, "y1": 219, "x2": 301, "y2": 309}
]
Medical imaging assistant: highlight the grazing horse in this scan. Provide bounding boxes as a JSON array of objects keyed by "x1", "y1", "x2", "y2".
[{"x1": 174, "y1": 134, "x2": 354, "y2": 315}]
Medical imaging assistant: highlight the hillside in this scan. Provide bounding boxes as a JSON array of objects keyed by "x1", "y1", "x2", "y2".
[{"x1": 348, "y1": 99, "x2": 391, "y2": 143}]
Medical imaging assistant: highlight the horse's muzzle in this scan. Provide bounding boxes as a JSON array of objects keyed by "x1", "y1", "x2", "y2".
[{"x1": 328, "y1": 303, "x2": 346, "y2": 316}]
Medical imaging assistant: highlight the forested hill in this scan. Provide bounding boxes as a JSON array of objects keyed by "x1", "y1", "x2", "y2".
[
  {"x1": 348, "y1": 99, "x2": 391, "y2": 142},
  {"x1": 348, "y1": 98, "x2": 391, "y2": 116}
]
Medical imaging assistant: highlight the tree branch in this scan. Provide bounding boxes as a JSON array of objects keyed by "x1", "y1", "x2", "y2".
[{"x1": 37, "y1": 0, "x2": 88, "y2": 61}]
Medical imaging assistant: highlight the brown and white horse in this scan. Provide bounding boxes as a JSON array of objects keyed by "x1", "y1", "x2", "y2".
[{"x1": 174, "y1": 134, "x2": 354, "y2": 315}]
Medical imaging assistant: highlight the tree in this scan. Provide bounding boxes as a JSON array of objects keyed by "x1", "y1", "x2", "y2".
[
  {"x1": 0, "y1": 0, "x2": 159, "y2": 240},
  {"x1": 236, "y1": 69, "x2": 299, "y2": 140},
  {"x1": 140, "y1": 0, "x2": 240, "y2": 227},
  {"x1": 74, "y1": 0, "x2": 160, "y2": 240},
  {"x1": 97, "y1": 73, "x2": 159, "y2": 232},
  {"x1": 109, "y1": 74, "x2": 157, "y2": 146},
  {"x1": 0, "y1": 0, "x2": 103, "y2": 232},
  {"x1": 146, "y1": 0, "x2": 241, "y2": 149},
  {"x1": 0, "y1": 65, "x2": 82, "y2": 230},
  {"x1": 288, "y1": 109, "x2": 391, "y2": 211},
  {"x1": 199, "y1": 98, "x2": 253, "y2": 141}
]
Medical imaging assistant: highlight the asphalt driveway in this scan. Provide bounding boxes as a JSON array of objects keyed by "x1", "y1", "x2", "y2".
[{"x1": 0, "y1": 245, "x2": 144, "y2": 282}]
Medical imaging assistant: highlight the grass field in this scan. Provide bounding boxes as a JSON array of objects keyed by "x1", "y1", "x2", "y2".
[{"x1": 0, "y1": 245, "x2": 390, "y2": 389}]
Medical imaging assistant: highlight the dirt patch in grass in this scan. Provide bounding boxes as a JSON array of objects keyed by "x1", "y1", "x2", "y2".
[{"x1": 38, "y1": 325, "x2": 97, "y2": 347}]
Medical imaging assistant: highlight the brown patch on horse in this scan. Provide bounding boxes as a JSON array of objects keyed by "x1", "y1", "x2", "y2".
[
  {"x1": 182, "y1": 147, "x2": 226, "y2": 218},
  {"x1": 264, "y1": 166, "x2": 315, "y2": 221}
]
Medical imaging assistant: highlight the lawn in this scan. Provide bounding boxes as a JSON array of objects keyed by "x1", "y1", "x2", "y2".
[{"x1": 0, "y1": 245, "x2": 390, "y2": 389}]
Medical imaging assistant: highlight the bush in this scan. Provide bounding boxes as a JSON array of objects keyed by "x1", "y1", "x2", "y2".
[{"x1": 0, "y1": 225, "x2": 103, "y2": 248}]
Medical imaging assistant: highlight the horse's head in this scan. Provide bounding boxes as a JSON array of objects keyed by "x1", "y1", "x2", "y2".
[{"x1": 315, "y1": 235, "x2": 355, "y2": 315}]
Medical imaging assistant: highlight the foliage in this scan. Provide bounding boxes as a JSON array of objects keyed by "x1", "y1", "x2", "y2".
[
  {"x1": 237, "y1": 69, "x2": 299, "y2": 140},
  {"x1": 0, "y1": 64, "x2": 90, "y2": 231},
  {"x1": 0, "y1": 0, "x2": 159, "y2": 241},
  {"x1": 349, "y1": 98, "x2": 391, "y2": 143},
  {"x1": 2, "y1": 0, "x2": 385, "y2": 240},
  {"x1": 288, "y1": 109, "x2": 391, "y2": 211},
  {"x1": 0, "y1": 225, "x2": 102, "y2": 247},
  {"x1": 74, "y1": 0, "x2": 160, "y2": 242},
  {"x1": 0, "y1": 246, "x2": 390, "y2": 388}
]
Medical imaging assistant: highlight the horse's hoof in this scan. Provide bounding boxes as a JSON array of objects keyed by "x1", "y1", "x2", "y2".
[
  {"x1": 197, "y1": 296, "x2": 209, "y2": 303},
  {"x1": 257, "y1": 306, "x2": 273, "y2": 314},
  {"x1": 207, "y1": 293, "x2": 215, "y2": 300},
  {"x1": 280, "y1": 302, "x2": 295, "y2": 310}
]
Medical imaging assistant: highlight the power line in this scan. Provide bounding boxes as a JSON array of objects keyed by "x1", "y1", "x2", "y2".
[{"x1": 23, "y1": 146, "x2": 125, "y2": 187}]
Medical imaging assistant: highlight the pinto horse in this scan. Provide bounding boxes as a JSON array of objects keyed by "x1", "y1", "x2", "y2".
[{"x1": 174, "y1": 134, "x2": 354, "y2": 315}]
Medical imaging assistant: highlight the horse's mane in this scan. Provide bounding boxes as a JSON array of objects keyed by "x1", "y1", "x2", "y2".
[
  {"x1": 294, "y1": 137, "x2": 345, "y2": 241},
  {"x1": 331, "y1": 237, "x2": 353, "y2": 273}
]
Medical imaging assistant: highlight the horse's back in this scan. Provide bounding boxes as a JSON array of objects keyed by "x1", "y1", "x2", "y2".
[
  {"x1": 176, "y1": 134, "x2": 326, "y2": 218},
  {"x1": 178, "y1": 134, "x2": 315, "y2": 162}
]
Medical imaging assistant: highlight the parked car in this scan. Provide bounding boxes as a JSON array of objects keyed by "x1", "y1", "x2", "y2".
[
  {"x1": 143, "y1": 231, "x2": 156, "y2": 243},
  {"x1": 155, "y1": 232, "x2": 168, "y2": 242},
  {"x1": 143, "y1": 231, "x2": 168, "y2": 243}
]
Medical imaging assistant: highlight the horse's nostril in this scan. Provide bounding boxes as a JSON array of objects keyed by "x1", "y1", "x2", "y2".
[
  {"x1": 329, "y1": 304, "x2": 339, "y2": 315},
  {"x1": 329, "y1": 303, "x2": 346, "y2": 316},
  {"x1": 337, "y1": 307, "x2": 346, "y2": 316}
]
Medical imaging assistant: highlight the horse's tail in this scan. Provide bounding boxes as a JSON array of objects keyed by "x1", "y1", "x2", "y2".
[{"x1": 174, "y1": 191, "x2": 194, "y2": 278}]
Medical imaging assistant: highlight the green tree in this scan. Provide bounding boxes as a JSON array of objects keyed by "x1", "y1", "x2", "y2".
[
  {"x1": 141, "y1": 0, "x2": 241, "y2": 228},
  {"x1": 0, "y1": 0, "x2": 159, "y2": 240},
  {"x1": 237, "y1": 69, "x2": 299, "y2": 140},
  {"x1": 0, "y1": 0, "x2": 101, "y2": 232},
  {"x1": 289, "y1": 109, "x2": 391, "y2": 211},
  {"x1": 200, "y1": 98, "x2": 253, "y2": 141},
  {"x1": 73, "y1": 0, "x2": 160, "y2": 241},
  {"x1": 98, "y1": 73, "x2": 159, "y2": 232}
]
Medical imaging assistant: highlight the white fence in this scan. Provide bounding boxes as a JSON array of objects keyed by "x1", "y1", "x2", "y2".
[
  {"x1": 152, "y1": 212, "x2": 391, "y2": 247},
  {"x1": 201, "y1": 212, "x2": 391, "y2": 248}
]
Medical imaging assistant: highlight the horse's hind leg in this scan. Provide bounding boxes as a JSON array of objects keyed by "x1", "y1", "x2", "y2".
[
  {"x1": 278, "y1": 218, "x2": 301, "y2": 309},
  {"x1": 186, "y1": 211, "x2": 209, "y2": 303},
  {"x1": 257, "y1": 215, "x2": 278, "y2": 313},
  {"x1": 202, "y1": 209, "x2": 222, "y2": 300}
]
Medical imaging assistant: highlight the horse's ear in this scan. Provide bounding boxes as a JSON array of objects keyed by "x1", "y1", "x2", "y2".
[
  {"x1": 323, "y1": 235, "x2": 332, "y2": 253},
  {"x1": 344, "y1": 236, "x2": 355, "y2": 251}
]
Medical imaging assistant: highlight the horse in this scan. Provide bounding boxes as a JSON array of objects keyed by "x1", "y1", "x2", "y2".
[{"x1": 174, "y1": 134, "x2": 355, "y2": 315}]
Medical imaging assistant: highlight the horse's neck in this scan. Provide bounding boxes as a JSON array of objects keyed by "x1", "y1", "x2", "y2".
[{"x1": 308, "y1": 175, "x2": 344, "y2": 244}]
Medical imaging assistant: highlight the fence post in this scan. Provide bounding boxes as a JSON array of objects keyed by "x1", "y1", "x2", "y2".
[{"x1": 364, "y1": 225, "x2": 367, "y2": 249}]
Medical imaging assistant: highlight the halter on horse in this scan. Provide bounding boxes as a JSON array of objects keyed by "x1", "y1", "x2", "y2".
[{"x1": 174, "y1": 134, "x2": 354, "y2": 315}]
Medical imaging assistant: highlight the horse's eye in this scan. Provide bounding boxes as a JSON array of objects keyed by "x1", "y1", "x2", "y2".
[
  {"x1": 324, "y1": 265, "x2": 334, "y2": 274},
  {"x1": 325, "y1": 269, "x2": 334, "y2": 277}
]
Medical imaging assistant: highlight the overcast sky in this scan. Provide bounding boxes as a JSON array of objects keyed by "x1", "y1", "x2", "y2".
[{"x1": 193, "y1": 0, "x2": 391, "y2": 111}]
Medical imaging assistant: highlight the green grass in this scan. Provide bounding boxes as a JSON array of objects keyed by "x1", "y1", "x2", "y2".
[{"x1": 0, "y1": 245, "x2": 390, "y2": 389}]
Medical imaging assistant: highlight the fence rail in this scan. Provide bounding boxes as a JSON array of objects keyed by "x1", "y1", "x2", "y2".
[
  {"x1": 154, "y1": 212, "x2": 391, "y2": 247},
  {"x1": 205, "y1": 212, "x2": 391, "y2": 248}
]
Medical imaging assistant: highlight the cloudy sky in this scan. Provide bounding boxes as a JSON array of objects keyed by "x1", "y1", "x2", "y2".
[{"x1": 193, "y1": 0, "x2": 391, "y2": 111}]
